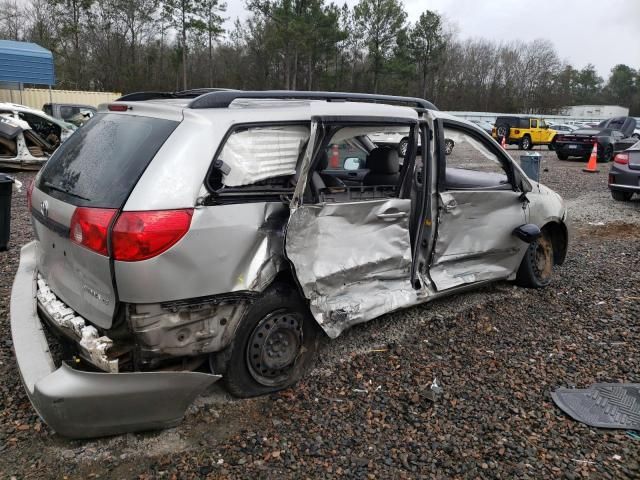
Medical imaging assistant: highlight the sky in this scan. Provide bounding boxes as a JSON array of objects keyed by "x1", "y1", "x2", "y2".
[{"x1": 224, "y1": 0, "x2": 640, "y2": 79}]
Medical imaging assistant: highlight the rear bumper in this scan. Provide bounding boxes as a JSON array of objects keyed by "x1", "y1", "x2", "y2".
[
  {"x1": 555, "y1": 144, "x2": 592, "y2": 157},
  {"x1": 10, "y1": 241, "x2": 221, "y2": 439},
  {"x1": 609, "y1": 163, "x2": 640, "y2": 192}
]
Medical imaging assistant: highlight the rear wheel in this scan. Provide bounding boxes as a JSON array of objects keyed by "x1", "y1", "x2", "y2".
[
  {"x1": 611, "y1": 190, "x2": 633, "y2": 202},
  {"x1": 213, "y1": 283, "x2": 321, "y2": 398},
  {"x1": 496, "y1": 124, "x2": 510, "y2": 141},
  {"x1": 398, "y1": 137, "x2": 409, "y2": 157},
  {"x1": 516, "y1": 230, "x2": 554, "y2": 288},
  {"x1": 444, "y1": 138, "x2": 454, "y2": 155},
  {"x1": 556, "y1": 152, "x2": 568, "y2": 160}
]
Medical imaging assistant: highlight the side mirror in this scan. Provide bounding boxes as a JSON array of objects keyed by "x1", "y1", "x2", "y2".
[
  {"x1": 512, "y1": 224, "x2": 541, "y2": 243},
  {"x1": 343, "y1": 157, "x2": 362, "y2": 170}
]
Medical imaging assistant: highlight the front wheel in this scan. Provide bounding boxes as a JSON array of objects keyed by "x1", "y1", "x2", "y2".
[
  {"x1": 599, "y1": 144, "x2": 613, "y2": 163},
  {"x1": 213, "y1": 283, "x2": 321, "y2": 398},
  {"x1": 520, "y1": 135, "x2": 532, "y2": 150},
  {"x1": 515, "y1": 231, "x2": 554, "y2": 288},
  {"x1": 444, "y1": 138, "x2": 454, "y2": 155}
]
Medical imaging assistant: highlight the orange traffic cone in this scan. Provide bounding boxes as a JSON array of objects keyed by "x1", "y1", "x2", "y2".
[
  {"x1": 582, "y1": 143, "x2": 599, "y2": 173},
  {"x1": 501, "y1": 135, "x2": 506, "y2": 149}
]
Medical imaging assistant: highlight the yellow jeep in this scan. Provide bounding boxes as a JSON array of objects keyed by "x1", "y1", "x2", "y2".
[{"x1": 492, "y1": 116, "x2": 557, "y2": 150}]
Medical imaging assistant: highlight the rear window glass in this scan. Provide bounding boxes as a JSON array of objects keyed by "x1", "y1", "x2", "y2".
[{"x1": 39, "y1": 113, "x2": 178, "y2": 207}]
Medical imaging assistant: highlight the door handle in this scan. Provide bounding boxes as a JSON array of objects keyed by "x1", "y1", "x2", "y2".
[{"x1": 377, "y1": 211, "x2": 408, "y2": 220}]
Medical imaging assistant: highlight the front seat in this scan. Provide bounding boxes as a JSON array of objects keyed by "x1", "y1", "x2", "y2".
[{"x1": 363, "y1": 147, "x2": 400, "y2": 186}]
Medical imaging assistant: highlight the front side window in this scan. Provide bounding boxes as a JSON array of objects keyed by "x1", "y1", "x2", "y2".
[{"x1": 443, "y1": 127, "x2": 511, "y2": 190}]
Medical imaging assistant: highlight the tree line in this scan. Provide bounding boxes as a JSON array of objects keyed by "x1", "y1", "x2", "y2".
[{"x1": 1, "y1": 0, "x2": 639, "y2": 115}]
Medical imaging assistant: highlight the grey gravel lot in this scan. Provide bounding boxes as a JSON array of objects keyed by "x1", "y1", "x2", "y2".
[{"x1": 1, "y1": 148, "x2": 639, "y2": 479}]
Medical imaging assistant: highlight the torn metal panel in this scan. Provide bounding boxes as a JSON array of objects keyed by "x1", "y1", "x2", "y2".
[
  {"x1": 115, "y1": 202, "x2": 289, "y2": 304},
  {"x1": 129, "y1": 298, "x2": 250, "y2": 360},
  {"x1": 36, "y1": 274, "x2": 118, "y2": 373},
  {"x1": 286, "y1": 198, "x2": 421, "y2": 338},
  {"x1": 220, "y1": 125, "x2": 309, "y2": 186},
  {"x1": 430, "y1": 190, "x2": 529, "y2": 290}
]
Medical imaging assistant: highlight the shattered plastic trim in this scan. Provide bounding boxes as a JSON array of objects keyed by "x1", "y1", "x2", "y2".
[{"x1": 36, "y1": 275, "x2": 118, "y2": 373}]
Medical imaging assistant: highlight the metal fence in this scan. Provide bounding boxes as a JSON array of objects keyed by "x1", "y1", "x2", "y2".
[{"x1": 0, "y1": 87, "x2": 121, "y2": 110}]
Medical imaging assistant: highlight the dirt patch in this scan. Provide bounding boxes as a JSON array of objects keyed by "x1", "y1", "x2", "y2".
[{"x1": 573, "y1": 222, "x2": 640, "y2": 240}]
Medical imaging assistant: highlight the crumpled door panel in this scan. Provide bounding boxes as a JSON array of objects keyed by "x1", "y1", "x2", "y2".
[
  {"x1": 285, "y1": 198, "x2": 418, "y2": 338},
  {"x1": 430, "y1": 190, "x2": 528, "y2": 291}
]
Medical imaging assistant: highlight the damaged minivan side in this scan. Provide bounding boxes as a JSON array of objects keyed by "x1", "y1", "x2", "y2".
[{"x1": 11, "y1": 90, "x2": 568, "y2": 438}]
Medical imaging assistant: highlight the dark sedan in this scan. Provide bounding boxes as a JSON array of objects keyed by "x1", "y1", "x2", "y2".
[
  {"x1": 555, "y1": 117, "x2": 637, "y2": 162},
  {"x1": 609, "y1": 141, "x2": 640, "y2": 201}
]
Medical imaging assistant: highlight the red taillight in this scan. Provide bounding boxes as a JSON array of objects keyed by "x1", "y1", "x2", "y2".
[
  {"x1": 514, "y1": 129, "x2": 520, "y2": 134},
  {"x1": 107, "y1": 103, "x2": 129, "y2": 112},
  {"x1": 614, "y1": 153, "x2": 629, "y2": 165},
  {"x1": 69, "y1": 207, "x2": 117, "y2": 256},
  {"x1": 27, "y1": 179, "x2": 34, "y2": 211},
  {"x1": 112, "y1": 209, "x2": 193, "y2": 262}
]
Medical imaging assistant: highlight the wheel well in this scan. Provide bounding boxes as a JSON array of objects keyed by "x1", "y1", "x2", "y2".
[{"x1": 542, "y1": 221, "x2": 568, "y2": 265}]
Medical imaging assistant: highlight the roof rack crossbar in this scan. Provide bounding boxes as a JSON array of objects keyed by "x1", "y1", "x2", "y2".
[{"x1": 186, "y1": 90, "x2": 438, "y2": 111}]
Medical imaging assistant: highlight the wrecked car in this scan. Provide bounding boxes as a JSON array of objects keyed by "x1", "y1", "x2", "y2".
[
  {"x1": 11, "y1": 90, "x2": 569, "y2": 438},
  {"x1": 0, "y1": 102, "x2": 76, "y2": 146},
  {"x1": 0, "y1": 115, "x2": 58, "y2": 170}
]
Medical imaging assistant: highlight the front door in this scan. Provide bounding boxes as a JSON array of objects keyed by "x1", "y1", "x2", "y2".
[
  {"x1": 430, "y1": 122, "x2": 529, "y2": 291},
  {"x1": 285, "y1": 118, "x2": 423, "y2": 337}
]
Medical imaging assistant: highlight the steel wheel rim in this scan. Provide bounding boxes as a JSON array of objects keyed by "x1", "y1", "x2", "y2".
[
  {"x1": 246, "y1": 310, "x2": 303, "y2": 387},
  {"x1": 523, "y1": 137, "x2": 530, "y2": 149},
  {"x1": 497, "y1": 126, "x2": 507, "y2": 137}
]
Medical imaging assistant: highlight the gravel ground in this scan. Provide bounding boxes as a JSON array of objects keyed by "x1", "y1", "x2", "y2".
[{"x1": 1, "y1": 149, "x2": 640, "y2": 479}]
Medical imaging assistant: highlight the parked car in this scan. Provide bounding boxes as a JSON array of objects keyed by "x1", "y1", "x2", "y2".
[
  {"x1": 0, "y1": 115, "x2": 57, "y2": 170},
  {"x1": 608, "y1": 140, "x2": 640, "y2": 201},
  {"x1": 11, "y1": 90, "x2": 569, "y2": 438},
  {"x1": 554, "y1": 117, "x2": 637, "y2": 162},
  {"x1": 370, "y1": 130, "x2": 455, "y2": 156},
  {"x1": 469, "y1": 119, "x2": 494, "y2": 135},
  {"x1": 0, "y1": 102, "x2": 76, "y2": 147},
  {"x1": 492, "y1": 115, "x2": 557, "y2": 150},
  {"x1": 547, "y1": 123, "x2": 577, "y2": 133},
  {"x1": 43, "y1": 103, "x2": 97, "y2": 127}
]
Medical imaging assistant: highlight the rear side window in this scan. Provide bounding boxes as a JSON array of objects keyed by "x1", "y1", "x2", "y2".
[{"x1": 39, "y1": 113, "x2": 178, "y2": 208}]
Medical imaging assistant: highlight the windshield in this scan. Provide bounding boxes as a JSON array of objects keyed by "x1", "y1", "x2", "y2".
[{"x1": 38, "y1": 113, "x2": 178, "y2": 207}]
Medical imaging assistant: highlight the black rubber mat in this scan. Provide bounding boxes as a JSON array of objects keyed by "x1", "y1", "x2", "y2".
[{"x1": 552, "y1": 383, "x2": 640, "y2": 430}]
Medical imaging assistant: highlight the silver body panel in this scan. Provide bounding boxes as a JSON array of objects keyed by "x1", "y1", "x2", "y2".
[
  {"x1": 286, "y1": 198, "x2": 419, "y2": 338},
  {"x1": 31, "y1": 188, "x2": 117, "y2": 329}
]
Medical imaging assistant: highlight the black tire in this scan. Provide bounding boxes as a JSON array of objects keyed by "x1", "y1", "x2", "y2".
[
  {"x1": 599, "y1": 144, "x2": 613, "y2": 163},
  {"x1": 398, "y1": 137, "x2": 409, "y2": 157},
  {"x1": 496, "y1": 123, "x2": 510, "y2": 140},
  {"x1": 520, "y1": 135, "x2": 532, "y2": 151},
  {"x1": 556, "y1": 152, "x2": 568, "y2": 160},
  {"x1": 611, "y1": 190, "x2": 633, "y2": 202},
  {"x1": 548, "y1": 136, "x2": 557, "y2": 150},
  {"x1": 515, "y1": 230, "x2": 554, "y2": 288},
  {"x1": 213, "y1": 283, "x2": 321, "y2": 398},
  {"x1": 444, "y1": 138, "x2": 454, "y2": 155}
]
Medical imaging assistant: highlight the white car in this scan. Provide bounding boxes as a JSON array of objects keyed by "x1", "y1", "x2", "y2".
[
  {"x1": 0, "y1": 102, "x2": 76, "y2": 145},
  {"x1": 0, "y1": 115, "x2": 57, "y2": 170},
  {"x1": 548, "y1": 123, "x2": 578, "y2": 133}
]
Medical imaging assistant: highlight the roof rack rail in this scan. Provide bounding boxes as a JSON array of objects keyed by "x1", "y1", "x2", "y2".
[
  {"x1": 116, "y1": 88, "x2": 238, "y2": 102},
  {"x1": 186, "y1": 90, "x2": 438, "y2": 111}
]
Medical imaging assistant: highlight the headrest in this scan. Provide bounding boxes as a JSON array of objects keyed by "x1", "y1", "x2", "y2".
[{"x1": 366, "y1": 147, "x2": 399, "y2": 174}]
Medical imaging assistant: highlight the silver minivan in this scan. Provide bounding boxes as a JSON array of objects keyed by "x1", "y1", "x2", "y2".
[{"x1": 11, "y1": 90, "x2": 569, "y2": 438}]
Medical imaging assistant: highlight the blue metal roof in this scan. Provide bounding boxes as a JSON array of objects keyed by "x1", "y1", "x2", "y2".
[{"x1": 0, "y1": 40, "x2": 55, "y2": 86}]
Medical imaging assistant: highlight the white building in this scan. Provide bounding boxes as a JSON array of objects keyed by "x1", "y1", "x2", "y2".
[{"x1": 561, "y1": 105, "x2": 629, "y2": 119}]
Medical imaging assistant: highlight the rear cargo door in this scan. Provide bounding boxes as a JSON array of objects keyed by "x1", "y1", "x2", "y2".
[
  {"x1": 285, "y1": 118, "x2": 424, "y2": 338},
  {"x1": 33, "y1": 112, "x2": 179, "y2": 328}
]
